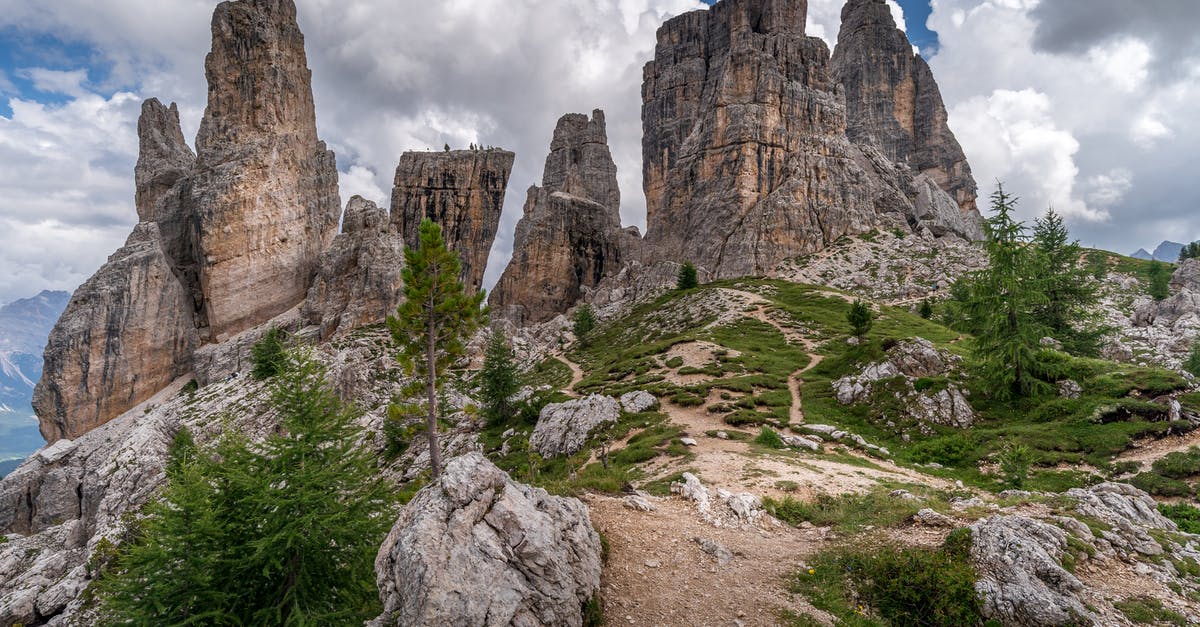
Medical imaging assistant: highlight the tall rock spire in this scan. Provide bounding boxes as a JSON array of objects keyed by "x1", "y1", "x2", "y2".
[
  {"x1": 641, "y1": 0, "x2": 982, "y2": 278},
  {"x1": 490, "y1": 110, "x2": 632, "y2": 324},
  {"x1": 190, "y1": 0, "x2": 341, "y2": 340},
  {"x1": 831, "y1": 0, "x2": 978, "y2": 213},
  {"x1": 390, "y1": 149, "x2": 515, "y2": 294}
]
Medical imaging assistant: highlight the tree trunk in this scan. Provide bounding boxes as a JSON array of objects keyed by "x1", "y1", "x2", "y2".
[{"x1": 426, "y1": 313, "x2": 442, "y2": 478}]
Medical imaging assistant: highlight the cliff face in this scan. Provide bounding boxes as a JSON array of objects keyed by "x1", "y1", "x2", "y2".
[
  {"x1": 33, "y1": 225, "x2": 199, "y2": 441},
  {"x1": 34, "y1": 0, "x2": 346, "y2": 441},
  {"x1": 641, "y1": 0, "x2": 981, "y2": 278},
  {"x1": 490, "y1": 111, "x2": 633, "y2": 324},
  {"x1": 190, "y1": 0, "x2": 341, "y2": 340},
  {"x1": 303, "y1": 197, "x2": 406, "y2": 340},
  {"x1": 390, "y1": 150, "x2": 514, "y2": 294},
  {"x1": 831, "y1": 0, "x2": 978, "y2": 213}
]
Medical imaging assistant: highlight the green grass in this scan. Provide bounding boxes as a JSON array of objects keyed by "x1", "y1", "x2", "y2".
[
  {"x1": 1159, "y1": 503, "x2": 1200, "y2": 534},
  {"x1": 788, "y1": 530, "x2": 985, "y2": 626},
  {"x1": 764, "y1": 489, "x2": 928, "y2": 533},
  {"x1": 754, "y1": 427, "x2": 786, "y2": 449},
  {"x1": 526, "y1": 357, "x2": 573, "y2": 391},
  {"x1": 1113, "y1": 596, "x2": 1188, "y2": 626}
]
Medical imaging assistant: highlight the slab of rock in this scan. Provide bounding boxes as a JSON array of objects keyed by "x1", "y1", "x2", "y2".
[
  {"x1": 491, "y1": 110, "x2": 636, "y2": 324},
  {"x1": 529, "y1": 395, "x2": 621, "y2": 457},
  {"x1": 302, "y1": 196, "x2": 405, "y2": 340},
  {"x1": 694, "y1": 537, "x2": 733, "y2": 566},
  {"x1": 370, "y1": 453, "x2": 601, "y2": 627},
  {"x1": 190, "y1": 0, "x2": 341, "y2": 340},
  {"x1": 970, "y1": 514, "x2": 1093, "y2": 626},
  {"x1": 33, "y1": 224, "x2": 200, "y2": 440},
  {"x1": 832, "y1": 0, "x2": 979, "y2": 215},
  {"x1": 641, "y1": 0, "x2": 982, "y2": 278},
  {"x1": 390, "y1": 149, "x2": 514, "y2": 294},
  {"x1": 782, "y1": 435, "x2": 821, "y2": 451},
  {"x1": 619, "y1": 390, "x2": 659, "y2": 413}
]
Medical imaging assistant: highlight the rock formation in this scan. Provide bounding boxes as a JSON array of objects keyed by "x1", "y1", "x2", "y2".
[
  {"x1": 33, "y1": 225, "x2": 200, "y2": 441},
  {"x1": 491, "y1": 110, "x2": 635, "y2": 323},
  {"x1": 390, "y1": 149, "x2": 514, "y2": 293},
  {"x1": 190, "y1": 0, "x2": 341, "y2": 340},
  {"x1": 641, "y1": 0, "x2": 982, "y2": 278},
  {"x1": 831, "y1": 0, "x2": 978, "y2": 214},
  {"x1": 530, "y1": 395, "x2": 621, "y2": 457},
  {"x1": 370, "y1": 453, "x2": 602, "y2": 627},
  {"x1": 34, "y1": 0, "x2": 353, "y2": 441},
  {"x1": 303, "y1": 197, "x2": 406, "y2": 340}
]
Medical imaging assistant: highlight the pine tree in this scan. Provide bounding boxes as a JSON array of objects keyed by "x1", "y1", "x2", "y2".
[
  {"x1": 1147, "y1": 261, "x2": 1171, "y2": 301},
  {"x1": 236, "y1": 349, "x2": 394, "y2": 624},
  {"x1": 676, "y1": 262, "x2": 699, "y2": 290},
  {"x1": 847, "y1": 301, "x2": 873, "y2": 338},
  {"x1": 1184, "y1": 339, "x2": 1200, "y2": 378},
  {"x1": 967, "y1": 185, "x2": 1051, "y2": 400},
  {"x1": 573, "y1": 304, "x2": 597, "y2": 342},
  {"x1": 389, "y1": 218, "x2": 486, "y2": 477},
  {"x1": 1180, "y1": 242, "x2": 1200, "y2": 262},
  {"x1": 479, "y1": 330, "x2": 520, "y2": 426},
  {"x1": 97, "y1": 350, "x2": 394, "y2": 625},
  {"x1": 918, "y1": 298, "x2": 934, "y2": 320},
  {"x1": 251, "y1": 327, "x2": 287, "y2": 379},
  {"x1": 1031, "y1": 208, "x2": 1103, "y2": 356}
]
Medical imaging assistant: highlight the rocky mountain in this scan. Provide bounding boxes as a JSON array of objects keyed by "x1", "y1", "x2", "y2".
[
  {"x1": 640, "y1": 0, "x2": 983, "y2": 278},
  {"x1": 832, "y1": 0, "x2": 978, "y2": 213},
  {"x1": 1132, "y1": 240, "x2": 1186, "y2": 262},
  {"x1": 0, "y1": 291, "x2": 69, "y2": 474},
  {"x1": 490, "y1": 110, "x2": 638, "y2": 324},
  {"x1": 390, "y1": 149, "x2": 514, "y2": 294}
]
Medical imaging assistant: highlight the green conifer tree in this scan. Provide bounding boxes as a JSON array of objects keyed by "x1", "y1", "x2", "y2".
[
  {"x1": 573, "y1": 304, "x2": 597, "y2": 342},
  {"x1": 676, "y1": 262, "x2": 699, "y2": 290},
  {"x1": 1179, "y1": 242, "x2": 1200, "y2": 262},
  {"x1": 1147, "y1": 261, "x2": 1171, "y2": 301},
  {"x1": 918, "y1": 298, "x2": 934, "y2": 320},
  {"x1": 389, "y1": 218, "x2": 486, "y2": 477},
  {"x1": 480, "y1": 330, "x2": 521, "y2": 426},
  {"x1": 966, "y1": 185, "x2": 1051, "y2": 399},
  {"x1": 847, "y1": 300, "x2": 873, "y2": 338},
  {"x1": 1031, "y1": 208, "x2": 1103, "y2": 355}
]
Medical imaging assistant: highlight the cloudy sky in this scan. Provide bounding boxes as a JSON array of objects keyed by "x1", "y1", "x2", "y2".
[{"x1": 0, "y1": 0, "x2": 1196, "y2": 305}]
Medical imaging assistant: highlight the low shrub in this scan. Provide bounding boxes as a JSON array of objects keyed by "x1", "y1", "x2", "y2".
[
  {"x1": 755, "y1": 427, "x2": 785, "y2": 449},
  {"x1": 1159, "y1": 502, "x2": 1200, "y2": 534}
]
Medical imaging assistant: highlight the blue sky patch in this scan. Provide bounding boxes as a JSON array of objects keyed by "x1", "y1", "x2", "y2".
[{"x1": 0, "y1": 28, "x2": 113, "y2": 116}]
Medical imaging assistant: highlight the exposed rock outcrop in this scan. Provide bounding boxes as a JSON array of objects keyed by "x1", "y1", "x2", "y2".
[
  {"x1": 35, "y1": 0, "x2": 348, "y2": 441},
  {"x1": 832, "y1": 0, "x2": 978, "y2": 213},
  {"x1": 833, "y1": 337, "x2": 976, "y2": 429},
  {"x1": 491, "y1": 110, "x2": 635, "y2": 323},
  {"x1": 190, "y1": 0, "x2": 341, "y2": 340},
  {"x1": 390, "y1": 149, "x2": 514, "y2": 293},
  {"x1": 530, "y1": 394, "x2": 621, "y2": 457},
  {"x1": 33, "y1": 225, "x2": 200, "y2": 441},
  {"x1": 370, "y1": 453, "x2": 602, "y2": 627},
  {"x1": 641, "y1": 0, "x2": 982, "y2": 278},
  {"x1": 303, "y1": 197, "x2": 405, "y2": 340}
]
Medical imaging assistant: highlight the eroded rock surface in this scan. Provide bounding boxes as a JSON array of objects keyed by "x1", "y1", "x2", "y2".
[
  {"x1": 390, "y1": 149, "x2": 514, "y2": 293},
  {"x1": 303, "y1": 197, "x2": 405, "y2": 340},
  {"x1": 190, "y1": 0, "x2": 341, "y2": 339},
  {"x1": 370, "y1": 453, "x2": 601, "y2": 627},
  {"x1": 833, "y1": 337, "x2": 975, "y2": 429},
  {"x1": 530, "y1": 394, "x2": 621, "y2": 457},
  {"x1": 832, "y1": 0, "x2": 978, "y2": 213},
  {"x1": 33, "y1": 225, "x2": 200, "y2": 441},
  {"x1": 491, "y1": 110, "x2": 636, "y2": 323}
]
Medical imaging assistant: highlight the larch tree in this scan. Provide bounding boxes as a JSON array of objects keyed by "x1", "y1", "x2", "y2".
[{"x1": 389, "y1": 218, "x2": 486, "y2": 477}]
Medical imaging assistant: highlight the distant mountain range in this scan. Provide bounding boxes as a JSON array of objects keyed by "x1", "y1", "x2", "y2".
[
  {"x1": 1131, "y1": 241, "x2": 1185, "y2": 262},
  {"x1": 0, "y1": 290, "x2": 69, "y2": 476}
]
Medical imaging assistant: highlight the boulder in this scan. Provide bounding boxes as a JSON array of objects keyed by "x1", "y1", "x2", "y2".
[
  {"x1": 370, "y1": 453, "x2": 601, "y2": 627},
  {"x1": 491, "y1": 110, "x2": 636, "y2": 324},
  {"x1": 302, "y1": 196, "x2": 406, "y2": 340},
  {"x1": 619, "y1": 390, "x2": 659, "y2": 413},
  {"x1": 1057, "y1": 379, "x2": 1082, "y2": 399},
  {"x1": 970, "y1": 515, "x2": 1093, "y2": 626},
  {"x1": 529, "y1": 395, "x2": 621, "y2": 457},
  {"x1": 390, "y1": 149, "x2": 514, "y2": 294}
]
